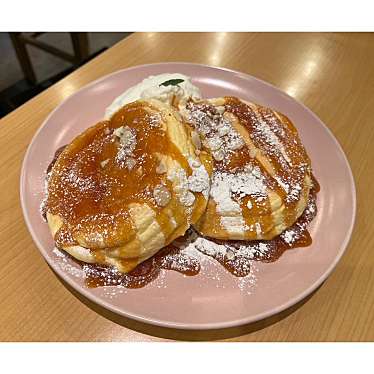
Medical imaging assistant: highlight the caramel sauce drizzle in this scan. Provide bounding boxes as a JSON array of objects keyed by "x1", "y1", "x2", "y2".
[
  {"x1": 46, "y1": 147, "x2": 319, "y2": 289},
  {"x1": 45, "y1": 101, "x2": 192, "y2": 251},
  {"x1": 223, "y1": 97, "x2": 311, "y2": 229},
  {"x1": 43, "y1": 99, "x2": 320, "y2": 289}
]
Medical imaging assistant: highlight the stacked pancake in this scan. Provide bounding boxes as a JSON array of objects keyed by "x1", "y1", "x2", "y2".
[
  {"x1": 45, "y1": 74, "x2": 315, "y2": 273},
  {"x1": 180, "y1": 97, "x2": 312, "y2": 240},
  {"x1": 46, "y1": 99, "x2": 212, "y2": 272}
]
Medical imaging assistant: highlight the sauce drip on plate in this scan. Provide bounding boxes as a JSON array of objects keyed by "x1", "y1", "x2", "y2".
[
  {"x1": 45, "y1": 145, "x2": 319, "y2": 289},
  {"x1": 82, "y1": 180, "x2": 318, "y2": 287}
]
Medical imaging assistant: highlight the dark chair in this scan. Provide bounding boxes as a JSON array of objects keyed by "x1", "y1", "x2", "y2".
[{"x1": 9, "y1": 32, "x2": 89, "y2": 85}]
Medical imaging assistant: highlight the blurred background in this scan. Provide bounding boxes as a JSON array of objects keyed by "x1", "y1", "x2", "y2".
[{"x1": 0, "y1": 32, "x2": 131, "y2": 117}]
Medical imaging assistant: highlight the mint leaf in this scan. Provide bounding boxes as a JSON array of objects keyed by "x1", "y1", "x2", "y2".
[{"x1": 159, "y1": 79, "x2": 184, "y2": 87}]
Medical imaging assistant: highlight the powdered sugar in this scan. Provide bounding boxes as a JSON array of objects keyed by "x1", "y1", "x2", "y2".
[
  {"x1": 63, "y1": 168, "x2": 97, "y2": 192},
  {"x1": 176, "y1": 233, "x2": 259, "y2": 294},
  {"x1": 52, "y1": 247, "x2": 84, "y2": 278},
  {"x1": 182, "y1": 233, "x2": 271, "y2": 262},
  {"x1": 254, "y1": 112, "x2": 292, "y2": 166},
  {"x1": 153, "y1": 184, "x2": 171, "y2": 207},
  {"x1": 113, "y1": 126, "x2": 137, "y2": 169},
  {"x1": 168, "y1": 167, "x2": 195, "y2": 208},
  {"x1": 209, "y1": 165, "x2": 267, "y2": 232},
  {"x1": 192, "y1": 236, "x2": 228, "y2": 257},
  {"x1": 187, "y1": 158, "x2": 210, "y2": 200},
  {"x1": 186, "y1": 102, "x2": 245, "y2": 161},
  {"x1": 221, "y1": 216, "x2": 247, "y2": 234},
  {"x1": 282, "y1": 230, "x2": 296, "y2": 245},
  {"x1": 168, "y1": 158, "x2": 210, "y2": 208},
  {"x1": 40, "y1": 171, "x2": 51, "y2": 221}
]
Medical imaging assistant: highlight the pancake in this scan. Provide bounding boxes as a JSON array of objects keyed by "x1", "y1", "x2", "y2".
[
  {"x1": 180, "y1": 96, "x2": 312, "y2": 240},
  {"x1": 46, "y1": 99, "x2": 212, "y2": 272}
]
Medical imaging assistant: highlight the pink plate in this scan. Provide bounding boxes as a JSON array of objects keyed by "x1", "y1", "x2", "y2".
[{"x1": 20, "y1": 63, "x2": 356, "y2": 330}]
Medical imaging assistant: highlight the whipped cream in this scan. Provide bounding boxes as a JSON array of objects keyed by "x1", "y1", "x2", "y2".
[{"x1": 105, "y1": 73, "x2": 202, "y2": 119}]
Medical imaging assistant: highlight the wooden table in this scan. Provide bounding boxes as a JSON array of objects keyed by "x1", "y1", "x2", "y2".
[{"x1": 1, "y1": 33, "x2": 373, "y2": 342}]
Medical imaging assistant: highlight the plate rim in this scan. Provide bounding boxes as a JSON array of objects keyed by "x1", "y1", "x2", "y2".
[{"x1": 20, "y1": 62, "x2": 357, "y2": 330}]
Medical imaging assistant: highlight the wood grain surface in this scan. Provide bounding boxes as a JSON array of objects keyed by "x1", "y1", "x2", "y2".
[{"x1": 0, "y1": 32, "x2": 373, "y2": 342}]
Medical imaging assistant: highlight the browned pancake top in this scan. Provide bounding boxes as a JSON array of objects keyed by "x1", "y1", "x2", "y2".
[
  {"x1": 185, "y1": 96, "x2": 312, "y2": 239},
  {"x1": 46, "y1": 100, "x2": 190, "y2": 249}
]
